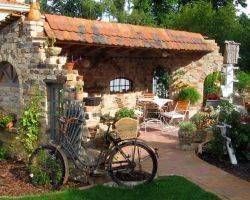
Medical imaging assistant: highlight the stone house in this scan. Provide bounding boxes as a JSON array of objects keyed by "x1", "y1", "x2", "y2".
[
  {"x1": 0, "y1": 3, "x2": 223, "y2": 137},
  {"x1": 0, "y1": 0, "x2": 29, "y2": 21}
]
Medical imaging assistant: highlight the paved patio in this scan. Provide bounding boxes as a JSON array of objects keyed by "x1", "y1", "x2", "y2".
[{"x1": 139, "y1": 126, "x2": 250, "y2": 200}]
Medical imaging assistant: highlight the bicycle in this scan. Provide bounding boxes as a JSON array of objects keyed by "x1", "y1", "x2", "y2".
[{"x1": 28, "y1": 115, "x2": 158, "y2": 189}]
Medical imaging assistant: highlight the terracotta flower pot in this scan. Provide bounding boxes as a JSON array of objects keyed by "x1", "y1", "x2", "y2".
[
  {"x1": 206, "y1": 93, "x2": 220, "y2": 100},
  {"x1": 65, "y1": 62, "x2": 75, "y2": 72},
  {"x1": 6, "y1": 121, "x2": 13, "y2": 129}
]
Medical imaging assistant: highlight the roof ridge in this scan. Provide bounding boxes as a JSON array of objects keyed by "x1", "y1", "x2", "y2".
[
  {"x1": 44, "y1": 14, "x2": 203, "y2": 37},
  {"x1": 44, "y1": 13, "x2": 214, "y2": 52}
]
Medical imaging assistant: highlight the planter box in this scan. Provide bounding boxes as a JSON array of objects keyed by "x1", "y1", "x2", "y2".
[
  {"x1": 179, "y1": 143, "x2": 199, "y2": 151},
  {"x1": 205, "y1": 100, "x2": 221, "y2": 108}
]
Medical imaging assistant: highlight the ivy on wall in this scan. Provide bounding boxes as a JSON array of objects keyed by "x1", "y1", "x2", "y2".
[{"x1": 17, "y1": 86, "x2": 44, "y2": 154}]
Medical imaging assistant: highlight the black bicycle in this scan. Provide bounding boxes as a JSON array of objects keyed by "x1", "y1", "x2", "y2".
[{"x1": 29, "y1": 115, "x2": 158, "y2": 189}]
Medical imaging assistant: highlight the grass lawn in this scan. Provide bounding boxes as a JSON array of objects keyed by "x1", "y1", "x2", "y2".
[{"x1": 1, "y1": 176, "x2": 220, "y2": 200}]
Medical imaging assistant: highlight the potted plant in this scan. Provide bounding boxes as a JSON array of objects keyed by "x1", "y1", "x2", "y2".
[
  {"x1": 0, "y1": 114, "x2": 14, "y2": 130},
  {"x1": 178, "y1": 121, "x2": 197, "y2": 150},
  {"x1": 191, "y1": 108, "x2": 218, "y2": 143},
  {"x1": 115, "y1": 108, "x2": 136, "y2": 121},
  {"x1": 177, "y1": 87, "x2": 201, "y2": 105},
  {"x1": 46, "y1": 37, "x2": 62, "y2": 56},
  {"x1": 75, "y1": 84, "x2": 84, "y2": 100},
  {"x1": 204, "y1": 72, "x2": 221, "y2": 106}
]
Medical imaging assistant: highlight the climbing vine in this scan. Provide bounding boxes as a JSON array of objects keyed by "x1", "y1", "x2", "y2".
[
  {"x1": 153, "y1": 66, "x2": 171, "y2": 98},
  {"x1": 17, "y1": 87, "x2": 43, "y2": 154}
]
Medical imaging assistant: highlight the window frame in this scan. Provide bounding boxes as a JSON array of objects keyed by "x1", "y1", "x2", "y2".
[{"x1": 109, "y1": 77, "x2": 133, "y2": 94}]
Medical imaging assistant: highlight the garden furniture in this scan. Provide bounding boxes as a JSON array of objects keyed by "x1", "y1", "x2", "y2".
[
  {"x1": 138, "y1": 96, "x2": 173, "y2": 133},
  {"x1": 160, "y1": 100, "x2": 190, "y2": 124}
]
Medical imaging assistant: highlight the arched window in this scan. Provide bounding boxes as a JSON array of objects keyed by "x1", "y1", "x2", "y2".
[
  {"x1": 0, "y1": 62, "x2": 19, "y2": 87},
  {"x1": 110, "y1": 78, "x2": 132, "y2": 93}
]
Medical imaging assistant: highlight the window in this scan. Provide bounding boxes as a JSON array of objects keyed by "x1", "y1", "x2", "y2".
[{"x1": 110, "y1": 78, "x2": 132, "y2": 93}]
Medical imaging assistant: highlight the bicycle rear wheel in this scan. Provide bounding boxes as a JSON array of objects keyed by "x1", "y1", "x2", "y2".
[
  {"x1": 108, "y1": 141, "x2": 158, "y2": 186},
  {"x1": 28, "y1": 145, "x2": 69, "y2": 189}
]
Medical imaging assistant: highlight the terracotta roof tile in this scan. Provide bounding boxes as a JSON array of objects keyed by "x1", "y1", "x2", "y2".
[{"x1": 44, "y1": 14, "x2": 213, "y2": 52}]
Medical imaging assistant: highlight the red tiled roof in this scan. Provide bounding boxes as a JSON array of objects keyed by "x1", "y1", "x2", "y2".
[
  {"x1": 0, "y1": 0, "x2": 28, "y2": 6},
  {"x1": 45, "y1": 14, "x2": 213, "y2": 52}
]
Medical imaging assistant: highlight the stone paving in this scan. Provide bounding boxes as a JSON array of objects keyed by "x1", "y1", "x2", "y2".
[{"x1": 139, "y1": 127, "x2": 250, "y2": 200}]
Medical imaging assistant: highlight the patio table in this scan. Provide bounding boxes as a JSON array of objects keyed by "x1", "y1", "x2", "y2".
[
  {"x1": 138, "y1": 97, "x2": 173, "y2": 110},
  {"x1": 138, "y1": 97, "x2": 173, "y2": 133}
]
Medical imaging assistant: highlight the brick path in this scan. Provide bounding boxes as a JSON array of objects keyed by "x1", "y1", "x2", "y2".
[{"x1": 139, "y1": 127, "x2": 250, "y2": 200}]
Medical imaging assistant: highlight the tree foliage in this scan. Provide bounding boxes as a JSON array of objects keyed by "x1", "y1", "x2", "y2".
[{"x1": 41, "y1": 0, "x2": 104, "y2": 19}]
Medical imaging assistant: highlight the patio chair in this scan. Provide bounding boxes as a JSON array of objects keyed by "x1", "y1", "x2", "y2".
[
  {"x1": 141, "y1": 101, "x2": 165, "y2": 133},
  {"x1": 114, "y1": 117, "x2": 139, "y2": 140},
  {"x1": 160, "y1": 100, "x2": 190, "y2": 124}
]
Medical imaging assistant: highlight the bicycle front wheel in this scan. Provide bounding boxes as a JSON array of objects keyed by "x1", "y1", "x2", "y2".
[
  {"x1": 28, "y1": 145, "x2": 69, "y2": 189},
  {"x1": 108, "y1": 141, "x2": 158, "y2": 186}
]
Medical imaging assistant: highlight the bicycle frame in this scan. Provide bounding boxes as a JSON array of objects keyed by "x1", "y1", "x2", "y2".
[{"x1": 54, "y1": 122, "x2": 133, "y2": 174}]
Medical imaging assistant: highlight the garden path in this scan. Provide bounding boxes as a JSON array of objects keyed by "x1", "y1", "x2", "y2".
[{"x1": 140, "y1": 126, "x2": 250, "y2": 200}]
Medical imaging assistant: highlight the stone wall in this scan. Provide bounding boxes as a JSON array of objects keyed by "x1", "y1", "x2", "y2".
[
  {"x1": 75, "y1": 42, "x2": 223, "y2": 112},
  {"x1": 0, "y1": 16, "x2": 68, "y2": 134},
  {"x1": 170, "y1": 40, "x2": 223, "y2": 102}
]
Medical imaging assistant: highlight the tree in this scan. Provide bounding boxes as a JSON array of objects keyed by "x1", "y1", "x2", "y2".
[
  {"x1": 40, "y1": 0, "x2": 104, "y2": 20},
  {"x1": 234, "y1": 14, "x2": 250, "y2": 71},
  {"x1": 177, "y1": 0, "x2": 247, "y2": 9},
  {"x1": 165, "y1": 2, "x2": 239, "y2": 45}
]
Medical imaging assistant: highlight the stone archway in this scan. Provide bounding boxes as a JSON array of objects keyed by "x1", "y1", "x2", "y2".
[{"x1": 0, "y1": 61, "x2": 21, "y2": 115}]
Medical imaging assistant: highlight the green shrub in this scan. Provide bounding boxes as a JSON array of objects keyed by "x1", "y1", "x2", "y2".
[
  {"x1": 236, "y1": 71, "x2": 250, "y2": 93},
  {"x1": 208, "y1": 100, "x2": 250, "y2": 161},
  {"x1": 191, "y1": 110, "x2": 218, "y2": 130},
  {"x1": 179, "y1": 121, "x2": 197, "y2": 134},
  {"x1": 30, "y1": 149, "x2": 63, "y2": 186},
  {"x1": 0, "y1": 114, "x2": 14, "y2": 129},
  {"x1": 0, "y1": 146, "x2": 7, "y2": 161},
  {"x1": 17, "y1": 88, "x2": 43, "y2": 154},
  {"x1": 177, "y1": 87, "x2": 201, "y2": 104},
  {"x1": 204, "y1": 72, "x2": 221, "y2": 96},
  {"x1": 115, "y1": 108, "x2": 135, "y2": 120},
  {"x1": 218, "y1": 100, "x2": 235, "y2": 123}
]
